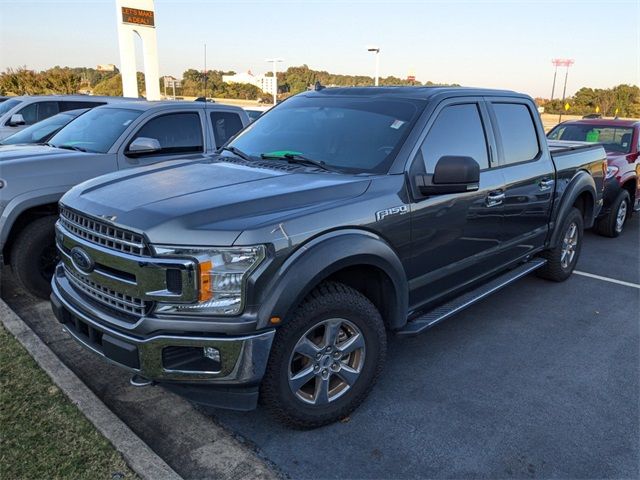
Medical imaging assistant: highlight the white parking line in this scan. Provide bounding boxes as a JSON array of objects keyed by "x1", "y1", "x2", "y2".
[{"x1": 574, "y1": 270, "x2": 640, "y2": 290}]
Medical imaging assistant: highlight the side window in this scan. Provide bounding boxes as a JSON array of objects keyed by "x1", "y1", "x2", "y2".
[
  {"x1": 131, "y1": 112, "x2": 203, "y2": 154},
  {"x1": 61, "y1": 101, "x2": 105, "y2": 111},
  {"x1": 36, "y1": 101, "x2": 60, "y2": 121},
  {"x1": 16, "y1": 103, "x2": 38, "y2": 125},
  {"x1": 210, "y1": 111, "x2": 244, "y2": 147},
  {"x1": 419, "y1": 103, "x2": 489, "y2": 172},
  {"x1": 492, "y1": 103, "x2": 540, "y2": 165}
]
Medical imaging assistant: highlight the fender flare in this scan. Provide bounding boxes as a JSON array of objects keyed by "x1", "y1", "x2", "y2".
[
  {"x1": 549, "y1": 170, "x2": 597, "y2": 247},
  {"x1": 256, "y1": 229, "x2": 408, "y2": 330},
  {"x1": 0, "y1": 188, "x2": 65, "y2": 249}
]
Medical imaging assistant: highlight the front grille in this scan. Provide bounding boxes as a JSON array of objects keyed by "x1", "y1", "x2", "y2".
[
  {"x1": 59, "y1": 207, "x2": 148, "y2": 256},
  {"x1": 65, "y1": 266, "x2": 147, "y2": 319}
]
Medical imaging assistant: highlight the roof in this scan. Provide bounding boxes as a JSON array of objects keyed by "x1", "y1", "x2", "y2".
[
  {"x1": 557, "y1": 118, "x2": 640, "y2": 128},
  {"x1": 9, "y1": 94, "x2": 140, "y2": 102},
  {"x1": 301, "y1": 85, "x2": 525, "y2": 100},
  {"x1": 98, "y1": 100, "x2": 245, "y2": 112}
]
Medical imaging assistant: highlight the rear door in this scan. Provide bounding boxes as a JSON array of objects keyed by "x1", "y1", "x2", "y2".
[
  {"x1": 485, "y1": 99, "x2": 555, "y2": 261},
  {"x1": 117, "y1": 110, "x2": 206, "y2": 169},
  {"x1": 209, "y1": 110, "x2": 245, "y2": 149},
  {"x1": 407, "y1": 98, "x2": 507, "y2": 308}
]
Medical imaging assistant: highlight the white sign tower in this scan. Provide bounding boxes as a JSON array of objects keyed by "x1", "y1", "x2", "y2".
[{"x1": 115, "y1": 0, "x2": 161, "y2": 100}]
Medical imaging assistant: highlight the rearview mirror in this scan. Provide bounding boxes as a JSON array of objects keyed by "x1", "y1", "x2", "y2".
[
  {"x1": 8, "y1": 113, "x2": 25, "y2": 126},
  {"x1": 126, "y1": 137, "x2": 161, "y2": 156},
  {"x1": 415, "y1": 156, "x2": 480, "y2": 195}
]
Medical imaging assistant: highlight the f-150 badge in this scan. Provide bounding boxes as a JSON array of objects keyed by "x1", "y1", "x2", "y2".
[{"x1": 376, "y1": 205, "x2": 409, "y2": 221}]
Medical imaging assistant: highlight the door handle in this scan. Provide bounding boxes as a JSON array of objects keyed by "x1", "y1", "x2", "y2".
[
  {"x1": 539, "y1": 178, "x2": 555, "y2": 191},
  {"x1": 485, "y1": 191, "x2": 505, "y2": 207}
]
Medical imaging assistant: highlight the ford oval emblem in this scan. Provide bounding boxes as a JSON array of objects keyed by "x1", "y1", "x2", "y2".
[{"x1": 70, "y1": 246, "x2": 95, "y2": 274}]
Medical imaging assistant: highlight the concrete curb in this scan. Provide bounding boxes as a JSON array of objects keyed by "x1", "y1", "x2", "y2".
[{"x1": 0, "y1": 298, "x2": 182, "y2": 480}]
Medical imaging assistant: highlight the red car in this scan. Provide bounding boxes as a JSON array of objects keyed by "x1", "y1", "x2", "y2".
[{"x1": 548, "y1": 119, "x2": 640, "y2": 237}]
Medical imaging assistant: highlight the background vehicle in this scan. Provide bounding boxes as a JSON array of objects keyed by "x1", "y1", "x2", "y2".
[
  {"x1": 243, "y1": 105, "x2": 271, "y2": 122},
  {"x1": 0, "y1": 108, "x2": 89, "y2": 146},
  {"x1": 548, "y1": 119, "x2": 640, "y2": 236},
  {"x1": 0, "y1": 101, "x2": 249, "y2": 298},
  {"x1": 0, "y1": 95, "x2": 132, "y2": 140},
  {"x1": 51, "y1": 87, "x2": 605, "y2": 429}
]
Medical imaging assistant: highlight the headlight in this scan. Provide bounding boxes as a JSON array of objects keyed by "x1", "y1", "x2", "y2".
[
  {"x1": 153, "y1": 245, "x2": 266, "y2": 316},
  {"x1": 606, "y1": 165, "x2": 619, "y2": 179}
]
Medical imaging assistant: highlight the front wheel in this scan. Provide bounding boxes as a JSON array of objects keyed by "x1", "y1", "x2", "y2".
[
  {"x1": 537, "y1": 207, "x2": 583, "y2": 282},
  {"x1": 261, "y1": 282, "x2": 387, "y2": 429},
  {"x1": 595, "y1": 190, "x2": 630, "y2": 238},
  {"x1": 9, "y1": 216, "x2": 59, "y2": 299}
]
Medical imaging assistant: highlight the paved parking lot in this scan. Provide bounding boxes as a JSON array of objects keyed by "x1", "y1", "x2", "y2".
[{"x1": 2, "y1": 218, "x2": 638, "y2": 479}]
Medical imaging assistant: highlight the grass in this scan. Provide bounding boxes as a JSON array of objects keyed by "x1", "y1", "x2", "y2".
[{"x1": 0, "y1": 324, "x2": 137, "y2": 479}]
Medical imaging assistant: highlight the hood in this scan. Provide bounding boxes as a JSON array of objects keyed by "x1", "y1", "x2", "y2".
[
  {"x1": 62, "y1": 158, "x2": 371, "y2": 246},
  {"x1": 0, "y1": 144, "x2": 86, "y2": 162}
]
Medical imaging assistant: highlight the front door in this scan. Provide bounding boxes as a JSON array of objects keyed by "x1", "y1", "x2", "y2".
[
  {"x1": 407, "y1": 100, "x2": 506, "y2": 310},
  {"x1": 117, "y1": 111, "x2": 206, "y2": 169}
]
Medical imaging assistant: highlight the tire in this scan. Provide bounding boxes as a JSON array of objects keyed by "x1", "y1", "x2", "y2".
[
  {"x1": 10, "y1": 216, "x2": 58, "y2": 299},
  {"x1": 595, "y1": 190, "x2": 630, "y2": 238},
  {"x1": 537, "y1": 207, "x2": 583, "y2": 282},
  {"x1": 261, "y1": 281, "x2": 387, "y2": 429}
]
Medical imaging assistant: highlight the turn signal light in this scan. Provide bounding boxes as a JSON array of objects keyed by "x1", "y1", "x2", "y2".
[{"x1": 198, "y1": 260, "x2": 213, "y2": 302}]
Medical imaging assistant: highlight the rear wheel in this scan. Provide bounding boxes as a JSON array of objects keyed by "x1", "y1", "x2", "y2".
[
  {"x1": 10, "y1": 216, "x2": 58, "y2": 299},
  {"x1": 595, "y1": 190, "x2": 630, "y2": 238},
  {"x1": 537, "y1": 207, "x2": 583, "y2": 282},
  {"x1": 261, "y1": 282, "x2": 386, "y2": 429}
]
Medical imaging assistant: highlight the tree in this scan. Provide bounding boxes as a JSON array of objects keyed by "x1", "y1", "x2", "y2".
[
  {"x1": 93, "y1": 72, "x2": 145, "y2": 97},
  {"x1": 0, "y1": 67, "x2": 43, "y2": 95}
]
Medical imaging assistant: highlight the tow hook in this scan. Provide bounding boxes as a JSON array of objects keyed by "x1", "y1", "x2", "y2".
[{"x1": 130, "y1": 374, "x2": 154, "y2": 387}]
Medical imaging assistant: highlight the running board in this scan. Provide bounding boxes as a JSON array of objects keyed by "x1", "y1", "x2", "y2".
[{"x1": 396, "y1": 258, "x2": 547, "y2": 336}]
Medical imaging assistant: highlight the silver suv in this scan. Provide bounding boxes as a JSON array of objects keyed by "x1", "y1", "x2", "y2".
[{"x1": 0, "y1": 95, "x2": 133, "y2": 140}]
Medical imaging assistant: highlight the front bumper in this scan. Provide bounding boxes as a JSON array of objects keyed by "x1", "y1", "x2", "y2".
[{"x1": 51, "y1": 268, "x2": 275, "y2": 409}]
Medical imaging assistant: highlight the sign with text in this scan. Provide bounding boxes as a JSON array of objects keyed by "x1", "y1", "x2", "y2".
[{"x1": 121, "y1": 7, "x2": 155, "y2": 27}]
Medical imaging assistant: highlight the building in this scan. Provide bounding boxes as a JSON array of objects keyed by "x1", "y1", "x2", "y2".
[
  {"x1": 96, "y1": 64, "x2": 118, "y2": 72},
  {"x1": 222, "y1": 70, "x2": 275, "y2": 94}
]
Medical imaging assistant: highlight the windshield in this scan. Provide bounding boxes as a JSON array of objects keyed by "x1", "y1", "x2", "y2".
[
  {"x1": 0, "y1": 110, "x2": 83, "y2": 145},
  {"x1": 0, "y1": 98, "x2": 21, "y2": 116},
  {"x1": 228, "y1": 95, "x2": 426, "y2": 173},
  {"x1": 49, "y1": 107, "x2": 142, "y2": 153},
  {"x1": 548, "y1": 124, "x2": 634, "y2": 154}
]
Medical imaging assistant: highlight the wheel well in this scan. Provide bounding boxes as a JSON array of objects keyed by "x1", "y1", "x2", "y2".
[
  {"x1": 3, "y1": 203, "x2": 58, "y2": 263},
  {"x1": 323, "y1": 265, "x2": 397, "y2": 330},
  {"x1": 572, "y1": 191, "x2": 594, "y2": 223},
  {"x1": 621, "y1": 178, "x2": 637, "y2": 206}
]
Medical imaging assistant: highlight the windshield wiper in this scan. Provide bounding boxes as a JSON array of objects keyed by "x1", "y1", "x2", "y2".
[
  {"x1": 218, "y1": 146, "x2": 253, "y2": 162},
  {"x1": 260, "y1": 152, "x2": 338, "y2": 172},
  {"x1": 57, "y1": 144, "x2": 88, "y2": 152}
]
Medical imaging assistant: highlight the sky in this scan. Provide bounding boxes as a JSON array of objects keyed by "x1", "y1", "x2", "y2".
[{"x1": 0, "y1": 0, "x2": 638, "y2": 98}]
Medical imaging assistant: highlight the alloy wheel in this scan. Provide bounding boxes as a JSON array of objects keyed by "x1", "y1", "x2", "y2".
[
  {"x1": 615, "y1": 199, "x2": 628, "y2": 234},
  {"x1": 560, "y1": 222, "x2": 578, "y2": 269},
  {"x1": 288, "y1": 318, "x2": 366, "y2": 405}
]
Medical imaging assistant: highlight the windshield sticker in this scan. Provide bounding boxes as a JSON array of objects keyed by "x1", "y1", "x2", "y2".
[
  {"x1": 390, "y1": 120, "x2": 405, "y2": 130},
  {"x1": 585, "y1": 129, "x2": 599, "y2": 142}
]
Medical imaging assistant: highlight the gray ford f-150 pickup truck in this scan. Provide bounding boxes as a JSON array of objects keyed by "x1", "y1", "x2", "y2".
[
  {"x1": 50, "y1": 87, "x2": 606, "y2": 428},
  {"x1": 0, "y1": 101, "x2": 249, "y2": 299}
]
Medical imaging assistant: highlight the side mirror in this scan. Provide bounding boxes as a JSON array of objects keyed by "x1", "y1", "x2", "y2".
[
  {"x1": 415, "y1": 156, "x2": 480, "y2": 195},
  {"x1": 126, "y1": 137, "x2": 161, "y2": 156},
  {"x1": 8, "y1": 113, "x2": 25, "y2": 126}
]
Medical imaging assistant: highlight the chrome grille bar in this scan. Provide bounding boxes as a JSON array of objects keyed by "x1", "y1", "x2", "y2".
[
  {"x1": 65, "y1": 265, "x2": 147, "y2": 318},
  {"x1": 59, "y1": 207, "x2": 148, "y2": 256}
]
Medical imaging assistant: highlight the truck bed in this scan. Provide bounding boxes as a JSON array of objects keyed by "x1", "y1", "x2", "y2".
[{"x1": 547, "y1": 140, "x2": 602, "y2": 155}]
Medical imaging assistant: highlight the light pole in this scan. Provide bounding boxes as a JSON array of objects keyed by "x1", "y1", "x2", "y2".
[
  {"x1": 265, "y1": 58, "x2": 283, "y2": 105},
  {"x1": 367, "y1": 46, "x2": 380, "y2": 86},
  {"x1": 551, "y1": 58, "x2": 574, "y2": 122}
]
